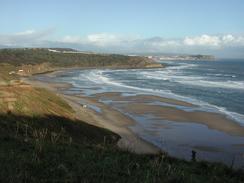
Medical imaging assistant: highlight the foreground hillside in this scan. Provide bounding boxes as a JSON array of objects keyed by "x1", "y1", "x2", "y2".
[{"x1": 0, "y1": 56, "x2": 244, "y2": 182}]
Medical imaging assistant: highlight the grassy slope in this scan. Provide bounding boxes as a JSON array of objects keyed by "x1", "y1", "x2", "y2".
[
  {"x1": 0, "y1": 55, "x2": 244, "y2": 182},
  {"x1": 0, "y1": 64, "x2": 18, "y2": 83},
  {"x1": 1, "y1": 115, "x2": 243, "y2": 183}
]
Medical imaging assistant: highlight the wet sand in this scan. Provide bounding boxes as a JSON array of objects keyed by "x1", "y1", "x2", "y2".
[
  {"x1": 91, "y1": 91, "x2": 244, "y2": 136},
  {"x1": 22, "y1": 77, "x2": 160, "y2": 154},
  {"x1": 23, "y1": 75, "x2": 244, "y2": 147},
  {"x1": 118, "y1": 103, "x2": 244, "y2": 136},
  {"x1": 21, "y1": 70, "x2": 244, "y2": 167},
  {"x1": 22, "y1": 68, "x2": 244, "y2": 167},
  {"x1": 94, "y1": 92, "x2": 194, "y2": 107}
]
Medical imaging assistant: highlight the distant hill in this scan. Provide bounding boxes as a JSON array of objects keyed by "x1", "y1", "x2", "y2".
[
  {"x1": 0, "y1": 48, "x2": 162, "y2": 75},
  {"x1": 147, "y1": 54, "x2": 215, "y2": 61}
]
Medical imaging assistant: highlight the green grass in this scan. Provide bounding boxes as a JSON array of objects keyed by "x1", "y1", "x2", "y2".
[
  {"x1": 0, "y1": 63, "x2": 18, "y2": 83},
  {"x1": 0, "y1": 114, "x2": 244, "y2": 183}
]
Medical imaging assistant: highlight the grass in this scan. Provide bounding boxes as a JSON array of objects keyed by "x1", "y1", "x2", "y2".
[
  {"x1": 1, "y1": 113, "x2": 244, "y2": 183},
  {"x1": 0, "y1": 85, "x2": 73, "y2": 117},
  {"x1": 0, "y1": 63, "x2": 18, "y2": 83}
]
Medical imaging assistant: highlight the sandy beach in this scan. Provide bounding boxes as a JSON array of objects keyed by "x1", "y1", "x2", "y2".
[
  {"x1": 19, "y1": 64, "x2": 244, "y2": 169},
  {"x1": 91, "y1": 92, "x2": 244, "y2": 136},
  {"x1": 22, "y1": 77, "x2": 160, "y2": 154},
  {"x1": 23, "y1": 70, "x2": 244, "y2": 149}
]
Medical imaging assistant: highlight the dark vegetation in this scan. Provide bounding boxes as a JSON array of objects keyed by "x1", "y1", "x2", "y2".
[
  {"x1": 1, "y1": 114, "x2": 244, "y2": 183},
  {"x1": 0, "y1": 48, "x2": 153, "y2": 68}
]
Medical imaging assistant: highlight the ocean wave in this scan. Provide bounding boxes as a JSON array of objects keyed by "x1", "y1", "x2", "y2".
[
  {"x1": 178, "y1": 80, "x2": 244, "y2": 90},
  {"x1": 80, "y1": 70, "x2": 200, "y2": 102},
  {"x1": 206, "y1": 73, "x2": 236, "y2": 78},
  {"x1": 166, "y1": 63, "x2": 197, "y2": 70},
  {"x1": 75, "y1": 69, "x2": 244, "y2": 125},
  {"x1": 83, "y1": 70, "x2": 173, "y2": 94},
  {"x1": 139, "y1": 70, "x2": 244, "y2": 90},
  {"x1": 142, "y1": 71, "x2": 204, "y2": 81}
]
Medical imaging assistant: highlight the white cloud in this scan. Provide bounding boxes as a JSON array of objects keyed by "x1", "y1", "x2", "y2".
[
  {"x1": 60, "y1": 33, "x2": 138, "y2": 47},
  {"x1": 0, "y1": 29, "x2": 54, "y2": 46},
  {"x1": 15, "y1": 30, "x2": 35, "y2": 36},
  {"x1": 183, "y1": 35, "x2": 221, "y2": 46},
  {"x1": 183, "y1": 34, "x2": 244, "y2": 48},
  {"x1": 153, "y1": 40, "x2": 180, "y2": 48},
  {"x1": 61, "y1": 35, "x2": 83, "y2": 44},
  {"x1": 222, "y1": 34, "x2": 235, "y2": 43},
  {"x1": 0, "y1": 30, "x2": 244, "y2": 57},
  {"x1": 230, "y1": 35, "x2": 244, "y2": 46},
  {"x1": 61, "y1": 33, "x2": 126, "y2": 47},
  {"x1": 87, "y1": 33, "x2": 120, "y2": 46}
]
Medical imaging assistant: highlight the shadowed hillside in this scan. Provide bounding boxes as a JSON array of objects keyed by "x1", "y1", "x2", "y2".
[{"x1": 1, "y1": 113, "x2": 244, "y2": 183}]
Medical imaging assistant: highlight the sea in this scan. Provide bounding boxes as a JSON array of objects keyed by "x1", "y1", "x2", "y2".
[{"x1": 35, "y1": 59, "x2": 244, "y2": 167}]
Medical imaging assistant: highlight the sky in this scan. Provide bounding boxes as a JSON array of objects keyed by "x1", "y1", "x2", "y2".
[{"x1": 0, "y1": 0, "x2": 244, "y2": 58}]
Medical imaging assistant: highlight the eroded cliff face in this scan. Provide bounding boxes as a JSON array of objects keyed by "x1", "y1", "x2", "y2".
[{"x1": 17, "y1": 63, "x2": 54, "y2": 76}]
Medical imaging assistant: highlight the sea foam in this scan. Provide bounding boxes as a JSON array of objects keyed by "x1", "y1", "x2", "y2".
[{"x1": 73, "y1": 69, "x2": 244, "y2": 125}]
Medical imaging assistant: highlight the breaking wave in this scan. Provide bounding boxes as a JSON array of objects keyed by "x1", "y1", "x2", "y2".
[{"x1": 73, "y1": 69, "x2": 244, "y2": 125}]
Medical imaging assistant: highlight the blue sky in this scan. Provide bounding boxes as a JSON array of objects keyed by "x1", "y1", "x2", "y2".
[{"x1": 0, "y1": 0, "x2": 244, "y2": 57}]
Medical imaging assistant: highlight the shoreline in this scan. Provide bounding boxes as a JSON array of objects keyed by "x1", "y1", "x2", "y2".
[
  {"x1": 24, "y1": 63, "x2": 164, "y2": 77},
  {"x1": 22, "y1": 67, "x2": 244, "y2": 164},
  {"x1": 22, "y1": 77, "x2": 160, "y2": 154}
]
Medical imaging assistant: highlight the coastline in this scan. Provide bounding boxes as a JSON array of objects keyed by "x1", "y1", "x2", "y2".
[
  {"x1": 21, "y1": 66, "x2": 244, "y2": 165},
  {"x1": 92, "y1": 92, "x2": 244, "y2": 136},
  {"x1": 22, "y1": 77, "x2": 160, "y2": 154},
  {"x1": 22, "y1": 63, "x2": 164, "y2": 77}
]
